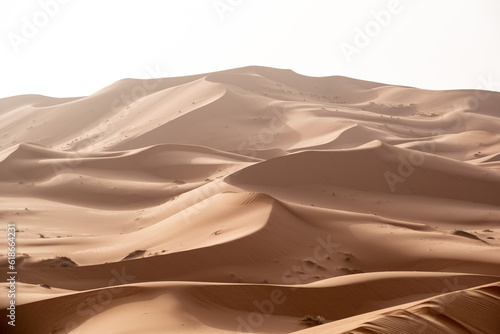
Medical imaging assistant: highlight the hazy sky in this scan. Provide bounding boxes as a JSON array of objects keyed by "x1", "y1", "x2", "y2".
[{"x1": 1, "y1": 0, "x2": 499, "y2": 98}]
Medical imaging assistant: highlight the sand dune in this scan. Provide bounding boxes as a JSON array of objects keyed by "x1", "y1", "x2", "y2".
[
  {"x1": 298, "y1": 281, "x2": 500, "y2": 334},
  {"x1": 5, "y1": 273, "x2": 500, "y2": 334},
  {"x1": 0, "y1": 66, "x2": 499, "y2": 333}
]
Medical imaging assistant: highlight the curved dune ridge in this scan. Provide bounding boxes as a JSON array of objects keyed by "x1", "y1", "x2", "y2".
[{"x1": 0, "y1": 66, "x2": 499, "y2": 333}]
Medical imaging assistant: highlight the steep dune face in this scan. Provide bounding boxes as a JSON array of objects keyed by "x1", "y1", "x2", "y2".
[
  {"x1": 226, "y1": 141, "x2": 500, "y2": 203},
  {"x1": 0, "y1": 66, "x2": 499, "y2": 334},
  {"x1": 298, "y1": 281, "x2": 500, "y2": 334},
  {"x1": 7, "y1": 275, "x2": 500, "y2": 334}
]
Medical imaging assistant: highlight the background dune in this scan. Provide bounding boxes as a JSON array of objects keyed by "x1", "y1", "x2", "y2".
[{"x1": 0, "y1": 66, "x2": 499, "y2": 333}]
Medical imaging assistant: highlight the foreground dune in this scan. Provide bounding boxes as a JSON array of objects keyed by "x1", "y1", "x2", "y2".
[{"x1": 0, "y1": 66, "x2": 499, "y2": 333}]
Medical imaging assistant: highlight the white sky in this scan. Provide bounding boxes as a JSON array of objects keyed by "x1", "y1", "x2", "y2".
[{"x1": 1, "y1": 0, "x2": 499, "y2": 98}]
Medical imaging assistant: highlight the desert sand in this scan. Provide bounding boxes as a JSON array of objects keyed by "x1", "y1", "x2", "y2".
[{"x1": 0, "y1": 66, "x2": 499, "y2": 333}]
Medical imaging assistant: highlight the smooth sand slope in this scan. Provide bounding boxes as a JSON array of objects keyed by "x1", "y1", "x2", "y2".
[{"x1": 0, "y1": 66, "x2": 499, "y2": 333}]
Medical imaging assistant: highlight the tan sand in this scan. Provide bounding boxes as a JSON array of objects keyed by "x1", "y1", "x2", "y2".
[{"x1": 0, "y1": 66, "x2": 499, "y2": 333}]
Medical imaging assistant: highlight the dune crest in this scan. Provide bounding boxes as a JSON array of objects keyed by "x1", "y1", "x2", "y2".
[{"x1": 1, "y1": 66, "x2": 499, "y2": 334}]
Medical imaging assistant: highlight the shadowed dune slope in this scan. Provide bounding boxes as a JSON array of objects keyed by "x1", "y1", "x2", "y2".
[{"x1": 0, "y1": 66, "x2": 499, "y2": 334}]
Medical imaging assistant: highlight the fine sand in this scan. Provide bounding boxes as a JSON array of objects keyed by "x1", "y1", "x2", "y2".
[{"x1": 0, "y1": 66, "x2": 499, "y2": 333}]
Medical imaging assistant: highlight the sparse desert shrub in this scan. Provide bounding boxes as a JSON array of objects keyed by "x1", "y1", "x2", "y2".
[
  {"x1": 338, "y1": 251, "x2": 353, "y2": 261},
  {"x1": 301, "y1": 315, "x2": 326, "y2": 326},
  {"x1": 35, "y1": 256, "x2": 77, "y2": 268},
  {"x1": 338, "y1": 267, "x2": 364, "y2": 274},
  {"x1": 56, "y1": 256, "x2": 78, "y2": 267},
  {"x1": 123, "y1": 249, "x2": 146, "y2": 260}
]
